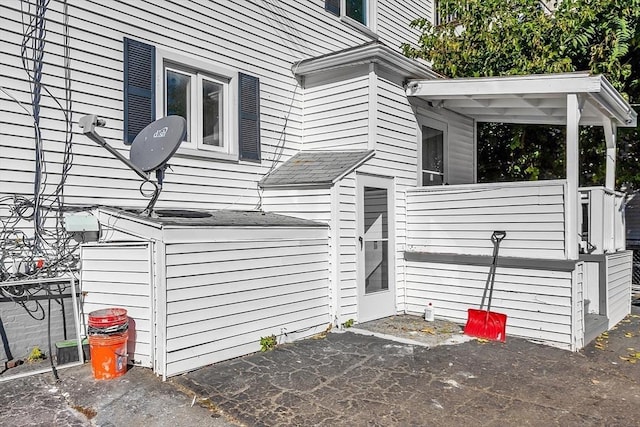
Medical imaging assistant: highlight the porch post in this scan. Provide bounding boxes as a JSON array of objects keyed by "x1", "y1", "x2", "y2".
[
  {"x1": 566, "y1": 94, "x2": 581, "y2": 260},
  {"x1": 603, "y1": 118, "x2": 617, "y2": 190}
]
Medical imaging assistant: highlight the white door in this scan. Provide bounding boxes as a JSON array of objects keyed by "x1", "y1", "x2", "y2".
[{"x1": 357, "y1": 174, "x2": 396, "y2": 322}]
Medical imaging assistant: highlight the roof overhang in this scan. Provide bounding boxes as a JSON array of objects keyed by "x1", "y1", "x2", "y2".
[
  {"x1": 260, "y1": 150, "x2": 375, "y2": 188},
  {"x1": 406, "y1": 72, "x2": 637, "y2": 127},
  {"x1": 293, "y1": 41, "x2": 440, "y2": 80}
]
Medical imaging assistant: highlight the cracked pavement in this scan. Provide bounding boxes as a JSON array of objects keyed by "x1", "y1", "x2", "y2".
[
  {"x1": 174, "y1": 307, "x2": 640, "y2": 426},
  {"x1": 2, "y1": 306, "x2": 640, "y2": 426}
]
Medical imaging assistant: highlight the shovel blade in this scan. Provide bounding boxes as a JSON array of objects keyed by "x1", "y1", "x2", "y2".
[{"x1": 464, "y1": 308, "x2": 507, "y2": 342}]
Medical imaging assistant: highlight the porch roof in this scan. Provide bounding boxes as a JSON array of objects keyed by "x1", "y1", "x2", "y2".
[{"x1": 406, "y1": 72, "x2": 637, "y2": 127}]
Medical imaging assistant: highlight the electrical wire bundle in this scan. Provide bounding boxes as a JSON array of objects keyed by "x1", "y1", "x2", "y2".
[{"x1": 0, "y1": 0, "x2": 78, "y2": 283}]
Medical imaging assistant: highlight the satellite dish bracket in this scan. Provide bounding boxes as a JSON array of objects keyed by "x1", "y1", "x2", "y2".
[{"x1": 78, "y1": 114, "x2": 163, "y2": 217}]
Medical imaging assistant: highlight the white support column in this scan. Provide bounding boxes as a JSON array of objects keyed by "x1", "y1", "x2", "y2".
[
  {"x1": 603, "y1": 118, "x2": 617, "y2": 190},
  {"x1": 566, "y1": 94, "x2": 581, "y2": 260}
]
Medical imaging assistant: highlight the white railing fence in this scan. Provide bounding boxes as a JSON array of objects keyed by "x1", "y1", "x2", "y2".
[{"x1": 580, "y1": 187, "x2": 626, "y2": 254}]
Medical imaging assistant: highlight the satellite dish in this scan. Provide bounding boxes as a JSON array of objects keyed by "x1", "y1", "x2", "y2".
[
  {"x1": 79, "y1": 114, "x2": 187, "y2": 217},
  {"x1": 130, "y1": 116, "x2": 187, "y2": 172}
]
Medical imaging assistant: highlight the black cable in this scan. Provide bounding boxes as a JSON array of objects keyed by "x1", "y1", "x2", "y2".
[
  {"x1": 0, "y1": 0, "x2": 78, "y2": 285},
  {"x1": 46, "y1": 286, "x2": 59, "y2": 381},
  {"x1": 56, "y1": 283, "x2": 68, "y2": 340}
]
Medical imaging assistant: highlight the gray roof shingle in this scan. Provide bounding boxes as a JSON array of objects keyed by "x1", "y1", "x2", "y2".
[{"x1": 259, "y1": 150, "x2": 374, "y2": 188}]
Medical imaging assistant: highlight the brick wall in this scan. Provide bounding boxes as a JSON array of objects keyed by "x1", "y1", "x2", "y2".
[{"x1": 0, "y1": 286, "x2": 77, "y2": 365}]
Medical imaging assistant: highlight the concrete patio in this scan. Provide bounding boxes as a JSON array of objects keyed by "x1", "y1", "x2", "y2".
[{"x1": 2, "y1": 304, "x2": 640, "y2": 426}]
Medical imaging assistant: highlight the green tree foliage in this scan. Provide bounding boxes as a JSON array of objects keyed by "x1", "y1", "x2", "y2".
[{"x1": 403, "y1": 0, "x2": 640, "y2": 189}]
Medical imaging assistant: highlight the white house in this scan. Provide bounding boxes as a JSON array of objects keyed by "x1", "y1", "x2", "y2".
[{"x1": 1, "y1": 0, "x2": 635, "y2": 378}]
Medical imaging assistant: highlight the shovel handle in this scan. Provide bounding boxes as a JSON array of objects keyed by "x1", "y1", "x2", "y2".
[
  {"x1": 483, "y1": 231, "x2": 507, "y2": 312},
  {"x1": 492, "y1": 230, "x2": 506, "y2": 242}
]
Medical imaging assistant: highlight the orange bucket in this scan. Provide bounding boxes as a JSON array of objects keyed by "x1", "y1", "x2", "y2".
[{"x1": 88, "y1": 332, "x2": 128, "y2": 380}]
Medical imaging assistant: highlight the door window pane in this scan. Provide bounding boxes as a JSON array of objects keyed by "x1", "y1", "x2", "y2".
[
  {"x1": 364, "y1": 186, "x2": 388, "y2": 294},
  {"x1": 166, "y1": 69, "x2": 191, "y2": 141},
  {"x1": 365, "y1": 241, "x2": 388, "y2": 293},
  {"x1": 364, "y1": 187, "x2": 387, "y2": 239},
  {"x1": 202, "y1": 78, "x2": 223, "y2": 147}
]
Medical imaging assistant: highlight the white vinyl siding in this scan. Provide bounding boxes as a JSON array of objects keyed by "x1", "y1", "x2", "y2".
[
  {"x1": 1, "y1": 0, "x2": 399, "y2": 217},
  {"x1": 374, "y1": 73, "x2": 419, "y2": 185},
  {"x1": 405, "y1": 260, "x2": 576, "y2": 349},
  {"x1": 404, "y1": 179, "x2": 577, "y2": 349},
  {"x1": 337, "y1": 173, "x2": 359, "y2": 320},
  {"x1": 606, "y1": 251, "x2": 632, "y2": 328},
  {"x1": 376, "y1": 0, "x2": 430, "y2": 49},
  {"x1": 302, "y1": 69, "x2": 371, "y2": 151},
  {"x1": 164, "y1": 234, "x2": 330, "y2": 377},
  {"x1": 572, "y1": 261, "x2": 585, "y2": 350},
  {"x1": 80, "y1": 243, "x2": 153, "y2": 367},
  {"x1": 261, "y1": 188, "x2": 332, "y2": 223},
  {"x1": 406, "y1": 181, "x2": 568, "y2": 259},
  {"x1": 446, "y1": 112, "x2": 476, "y2": 184},
  {"x1": 87, "y1": 208, "x2": 330, "y2": 378}
]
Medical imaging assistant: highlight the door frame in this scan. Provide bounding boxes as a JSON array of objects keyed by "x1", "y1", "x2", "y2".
[{"x1": 356, "y1": 173, "x2": 396, "y2": 322}]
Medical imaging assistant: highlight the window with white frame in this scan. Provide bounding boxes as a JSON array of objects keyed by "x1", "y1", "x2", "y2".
[
  {"x1": 420, "y1": 123, "x2": 446, "y2": 186},
  {"x1": 325, "y1": 0, "x2": 376, "y2": 31},
  {"x1": 123, "y1": 38, "x2": 261, "y2": 162},
  {"x1": 164, "y1": 63, "x2": 229, "y2": 153}
]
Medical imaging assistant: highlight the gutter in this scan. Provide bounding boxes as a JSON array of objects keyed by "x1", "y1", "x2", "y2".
[
  {"x1": 591, "y1": 75, "x2": 637, "y2": 127},
  {"x1": 292, "y1": 41, "x2": 440, "y2": 80}
]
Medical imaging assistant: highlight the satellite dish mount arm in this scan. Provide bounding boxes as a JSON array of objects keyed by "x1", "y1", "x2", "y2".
[{"x1": 78, "y1": 114, "x2": 162, "y2": 216}]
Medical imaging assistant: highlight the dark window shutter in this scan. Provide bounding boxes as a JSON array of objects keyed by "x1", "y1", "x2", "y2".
[
  {"x1": 325, "y1": 0, "x2": 340, "y2": 16},
  {"x1": 123, "y1": 38, "x2": 155, "y2": 145},
  {"x1": 238, "y1": 73, "x2": 261, "y2": 162}
]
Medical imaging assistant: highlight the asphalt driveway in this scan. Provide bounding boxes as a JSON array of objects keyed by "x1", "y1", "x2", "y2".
[
  {"x1": 2, "y1": 306, "x2": 640, "y2": 426},
  {"x1": 174, "y1": 306, "x2": 640, "y2": 426}
]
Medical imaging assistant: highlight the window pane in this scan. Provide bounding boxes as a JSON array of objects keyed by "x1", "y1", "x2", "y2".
[
  {"x1": 325, "y1": 0, "x2": 340, "y2": 16},
  {"x1": 422, "y1": 126, "x2": 443, "y2": 173},
  {"x1": 166, "y1": 69, "x2": 191, "y2": 141},
  {"x1": 423, "y1": 172, "x2": 444, "y2": 185},
  {"x1": 365, "y1": 240, "x2": 388, "y2": 293},
  {"x1": 346, "y1": 0, "x2": 366, "y2": 24},
  {"x1": 202, "y1": 79, "x2": 223, "y2": 147}
]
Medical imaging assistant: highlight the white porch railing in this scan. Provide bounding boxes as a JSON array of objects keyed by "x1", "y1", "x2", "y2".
[
  {"x1": 579, "y1": 187, "x2": 626, "y2": 254},
  {"x1": 405, "y1": 182, "x2": 627, "y2": 260},
  {"x1": 406, "y1": 180, "x2": 569, "y2": 259}
]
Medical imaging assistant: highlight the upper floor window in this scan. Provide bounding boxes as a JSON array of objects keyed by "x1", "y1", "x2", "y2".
[
  {"x1": 420, "y1": 123, "x2": 446, "y2": 186},
  {"x1": 346, "y1": 0, "x2": 367, "y2": 25},
  {"x1": 122, "y1": 38, "x2": 261, "y2": 163},
  {"x1": 325, "y1": 0, "x2": 376, "y2": 32},
  {"x1": 165, "y1": 64, "x2": 229, "y2": 154}
]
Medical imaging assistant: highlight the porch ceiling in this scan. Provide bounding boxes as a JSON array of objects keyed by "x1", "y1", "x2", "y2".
[{"x1": 406, "y1": 72, "x2": 637, "y2": 128}]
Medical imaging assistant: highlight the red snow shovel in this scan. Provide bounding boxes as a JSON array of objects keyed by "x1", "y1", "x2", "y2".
[{"x1": 464, "y1": 230, "x2": 507, "y2": 342}]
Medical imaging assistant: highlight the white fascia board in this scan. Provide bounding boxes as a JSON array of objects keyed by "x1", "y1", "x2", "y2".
[
  {"x1": 293, "y1": 42, "x2": 440, "y2": 80},
  {"x1": 589, "y1": 76, "x2": 637, "y2": 127},
  {"x1": 406, "y1": 72, "x2": 599, "y2": 98},
  {"x1": 96, "y1": 207, "x2": 164, "y2": 241},
  {"x1": 332, "y1": 150, "x2": 375, "y2": 183},
  {"x1": 472, "y1": 115, "x2": 617, "y2": 127},
  {"x1": 407, "y1": 72, "x2": 637, "y2": 127}
]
